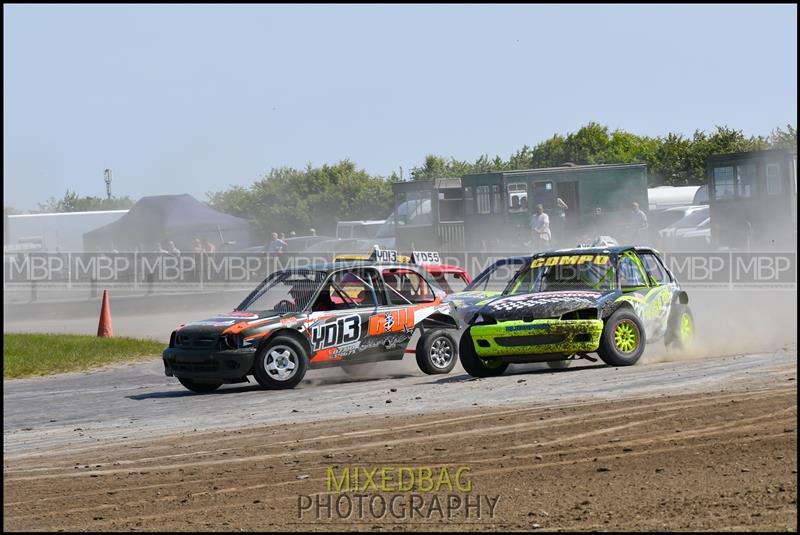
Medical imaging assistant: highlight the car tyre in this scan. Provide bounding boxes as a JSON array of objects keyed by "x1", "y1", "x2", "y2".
[
  {"x1": 416, "y1": 329, "x2": 458, "y2": 375},
  {"x1": 253, "y1": 335, "x2": 309, "y2": 389},
  {"x1": 178, "y1": 378, "x2": 222, "y2": 394},
  {"x1": 665, "y1": 305, "x2": 694, "y2": 352},
  {"x1": 459, "y1": 329, "x2": 508, "y2": 377},
  {"x1": 597, "y1": 308, "x2": 646, "y2": 366}
]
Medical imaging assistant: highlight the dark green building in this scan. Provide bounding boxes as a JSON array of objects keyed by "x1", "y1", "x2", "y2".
[
  {"x1": 392, "y1": 163, "x2": 649, "y2": 251},
  {"x1": 707, "y1": 149, "x2": 797, "y2": 250}
]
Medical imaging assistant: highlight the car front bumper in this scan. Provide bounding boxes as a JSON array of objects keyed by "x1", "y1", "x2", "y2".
[
  {"x1": 162, "y1": 347, "x2": 257, "y2": 380},
  {"x1": 469, "y1": 319, "x2": 603, "y2": 358}
]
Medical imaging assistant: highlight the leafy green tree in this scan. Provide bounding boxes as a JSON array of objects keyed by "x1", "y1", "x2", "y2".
[
  {"x1": 208, "y1": 160, "x2": 394, "y2": 241},
  {"x1": 37, "y1": 190, "x2": 135, "y2": 213},
  {"x1": 768, "y1": 124, "x2": 797, "y2": 151}
]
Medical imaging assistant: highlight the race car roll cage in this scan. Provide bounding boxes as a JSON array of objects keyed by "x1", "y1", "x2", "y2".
[{"x1": 238, "y1": 263, "x2": 441, "y2": 315}]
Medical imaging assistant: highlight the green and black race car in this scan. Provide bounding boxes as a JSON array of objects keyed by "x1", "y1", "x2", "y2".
[{"x1": 458, "y1": 246, "x2": 694, "y2": 377}]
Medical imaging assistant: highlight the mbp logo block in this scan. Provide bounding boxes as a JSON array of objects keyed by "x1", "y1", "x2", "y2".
[
  {"x1": 732, "y1": 253, "x2": 796, "y2": 285},
  {"x1": 661, "y1": 253, "x2": 729, "y2": 286}
]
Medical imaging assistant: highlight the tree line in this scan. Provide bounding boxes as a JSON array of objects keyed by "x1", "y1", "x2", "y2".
[
  {"x1": 209, "y1": 123, "x2": 795, "y2": 240},
  {"x1": 9, "y1": 123, "x2": 796, "y2": 243}
]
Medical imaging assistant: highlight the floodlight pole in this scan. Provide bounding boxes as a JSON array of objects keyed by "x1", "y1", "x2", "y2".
[{"x1": 104, "y1": 169, "x2": 112, "y2": 200}]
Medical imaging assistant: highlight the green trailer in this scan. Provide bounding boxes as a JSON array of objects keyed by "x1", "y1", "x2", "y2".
[
  {"x1": 707, "y1": 149, "x2": 797, "y2": 250},
  {"x1": 392, "y1": 163, "x2": 649, "y2": 252},
  {"x1": 460, "y1": 163, "x2": 648, "y2": 250}
]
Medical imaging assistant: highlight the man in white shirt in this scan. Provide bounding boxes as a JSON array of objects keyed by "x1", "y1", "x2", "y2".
[{"x1": 531, "y1": 204, "x2": 551, "y2": 248}]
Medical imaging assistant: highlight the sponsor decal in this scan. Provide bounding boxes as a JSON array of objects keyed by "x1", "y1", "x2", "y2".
[
  {"x1": 360, "y1": 333, "x2": 411, "y2": 351},
  {"x1": 223, "y1": 311, "x2": 260, "y2": 318},
  {"x1": 531, "y1": 254, "x2": 609, "y2": 268},
  {"x1": 368, "y1": 309, "x2": 415, "y2": 336},
  {"x1": 505, "y1": 324, "x2": 548, "y2": 332},
  {"x1": 311, "y1": 314, "x2": 361, "y2": 352},
  {"x1": 333, "y1": 341, "x2": 362, "y2": 358}
]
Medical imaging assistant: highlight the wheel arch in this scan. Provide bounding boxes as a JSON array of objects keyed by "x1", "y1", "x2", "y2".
[
  {"x1": 419, "y1": 312, "x2": 459, "y2": 331},
  {"x1": 602, "y1": 300, "x2": 637, "y2": 320},
  {"x1": 675, "y1": 290, "x2": 689, "y2": 305},
  {"x1": 256, "y1": 328, "x2": 312, "y2": 360}
]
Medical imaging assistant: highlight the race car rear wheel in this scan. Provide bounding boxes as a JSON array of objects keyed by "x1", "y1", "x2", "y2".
[
  {"x1": 416, "y1": 329, "x2": 458, "y2": 375},
  {"x1": 597, "y1": 309, "x2": 646, "y2": 366},
  {"x1": 665, "y1": 305, "x2": 694, "y2": 352},
  {"x1": 459, "y1": 329, "x2": 508, "y2": 377},
  {"x1": 178, "y1": 378, "x2": 222, "y2": 394},
  {"x1": 253, "y1": 336, "x2": 308, "y2": 389}
]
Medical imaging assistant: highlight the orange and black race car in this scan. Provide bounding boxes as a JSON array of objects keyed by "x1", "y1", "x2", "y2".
[{"x1": 163, "y1": 256, "x2": 460, "y2": 393}]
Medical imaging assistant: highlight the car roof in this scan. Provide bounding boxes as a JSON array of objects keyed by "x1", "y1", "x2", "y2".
[
  {"x1": 536, "y1": 245, "x2": 661, "y2": 257},
  {"x1": 284, "y1": 260, "x2": 429, "y2": 273},
  {"x1": 422, "y1": 263, "x2": 467, "y2": 274}
]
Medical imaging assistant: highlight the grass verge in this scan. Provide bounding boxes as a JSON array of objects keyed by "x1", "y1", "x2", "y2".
[{"x1": 3, "y1": 333, "x2": 165, "y2": 379}]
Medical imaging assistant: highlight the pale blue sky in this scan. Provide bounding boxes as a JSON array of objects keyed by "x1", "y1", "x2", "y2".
[{"x1": 4, "y1": 4, "x2": 797, "y2": 211}]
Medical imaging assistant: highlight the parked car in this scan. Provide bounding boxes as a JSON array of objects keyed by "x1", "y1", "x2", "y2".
[{"x1": 658, "y1": 206, "x2": 710, "y2": 250}]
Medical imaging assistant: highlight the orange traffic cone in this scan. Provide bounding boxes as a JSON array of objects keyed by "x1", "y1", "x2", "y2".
[{"x1": 97, "y1": 289, "x2": 113, "y2": 338}]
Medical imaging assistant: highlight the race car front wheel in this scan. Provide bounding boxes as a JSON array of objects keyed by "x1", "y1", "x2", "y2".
[
  {"x1": 254, "y1": 335, "x2": 309, "y2": 389},
  {"x1": 178, "y1": 378, "x2": 222, "y2": 394},
  {"x1": 597, "y1": 309, "x2": 646, "y2": 366},
  {"x1": 416, "y1": 329, "x2": 458, "y2": 375},
  {"x1": 665, "y1": 305, "x2": 694, "y2": 352},
  {"x1": 459, "y1": 329, "x2": 508, "y2": 378}
]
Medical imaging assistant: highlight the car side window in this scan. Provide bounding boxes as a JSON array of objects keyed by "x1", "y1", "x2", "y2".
[
  {"x1": 382, "y1": 269, "x2": 435, "y2": 305},
  {"x1": 639, "y1": 253, "x2": 668, "y2": 285},
  {"x1": 618, "y1": 255, "x2": 647, "y2": 288},
  {"x1": 434, "y1": 272, "x2": 469, "y2": 294},
  {"x1": 313, "y1": 269, "x2": 381, "y2": 311}
]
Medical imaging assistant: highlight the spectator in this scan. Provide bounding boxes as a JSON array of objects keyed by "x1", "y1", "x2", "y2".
[
  {"x1": 289, "y1": 230, "x2": 297, "y2": 237},
  {"x1": 205, "y1": 240, "x2": 216, "y2": 253},
  {"x1": 193, "y1": 238, "x2": 204, "y2": 253},
  {"x1": 168, "y1": 241, "x2": 180, "y2": 254},
  {"x1": 279, "y1": 232, "x2": 286, "y2": 241},
  {"x1": 530, "y1": 204, "x2": 551, "y2": 248},
  {"x1": 309, "y1": 228, "x2": 317, "y2": 237},
  {"x1": 268, "y1": 232, "x2": 288, "y2": 253},
  {"x1": 155, "y1": 242, "x2": 168, "y2": 253},
  {"x1": 628, "y1": 201, "x2": 648, "y2": 238}
]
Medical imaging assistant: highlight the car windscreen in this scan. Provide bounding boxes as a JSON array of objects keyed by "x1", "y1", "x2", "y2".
[
  {"x1": 505, "y1": 255, "x2": 615, "y2": 294},
  {"x1": 466, "y1": 258, "x2": 527, "y2": 292},
  {"x1": 237, "y1": 270, "x2": 326, "y2": 313}
]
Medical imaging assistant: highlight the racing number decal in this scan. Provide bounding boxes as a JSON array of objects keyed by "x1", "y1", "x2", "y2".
[
  {"x1": 368, "y1": 309, "x2": 415, "y2": 336},
  {"x1": 311, "y1": 315, "x2": 361, "y2": 351}
]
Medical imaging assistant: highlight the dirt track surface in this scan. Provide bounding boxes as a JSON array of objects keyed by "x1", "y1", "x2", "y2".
[
  {"x1": 4, "y1": 386, "x2": 797, "y2": 531},
  {"x1": 4, "y1": 363, "x2": 797, "y2": 532}
]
